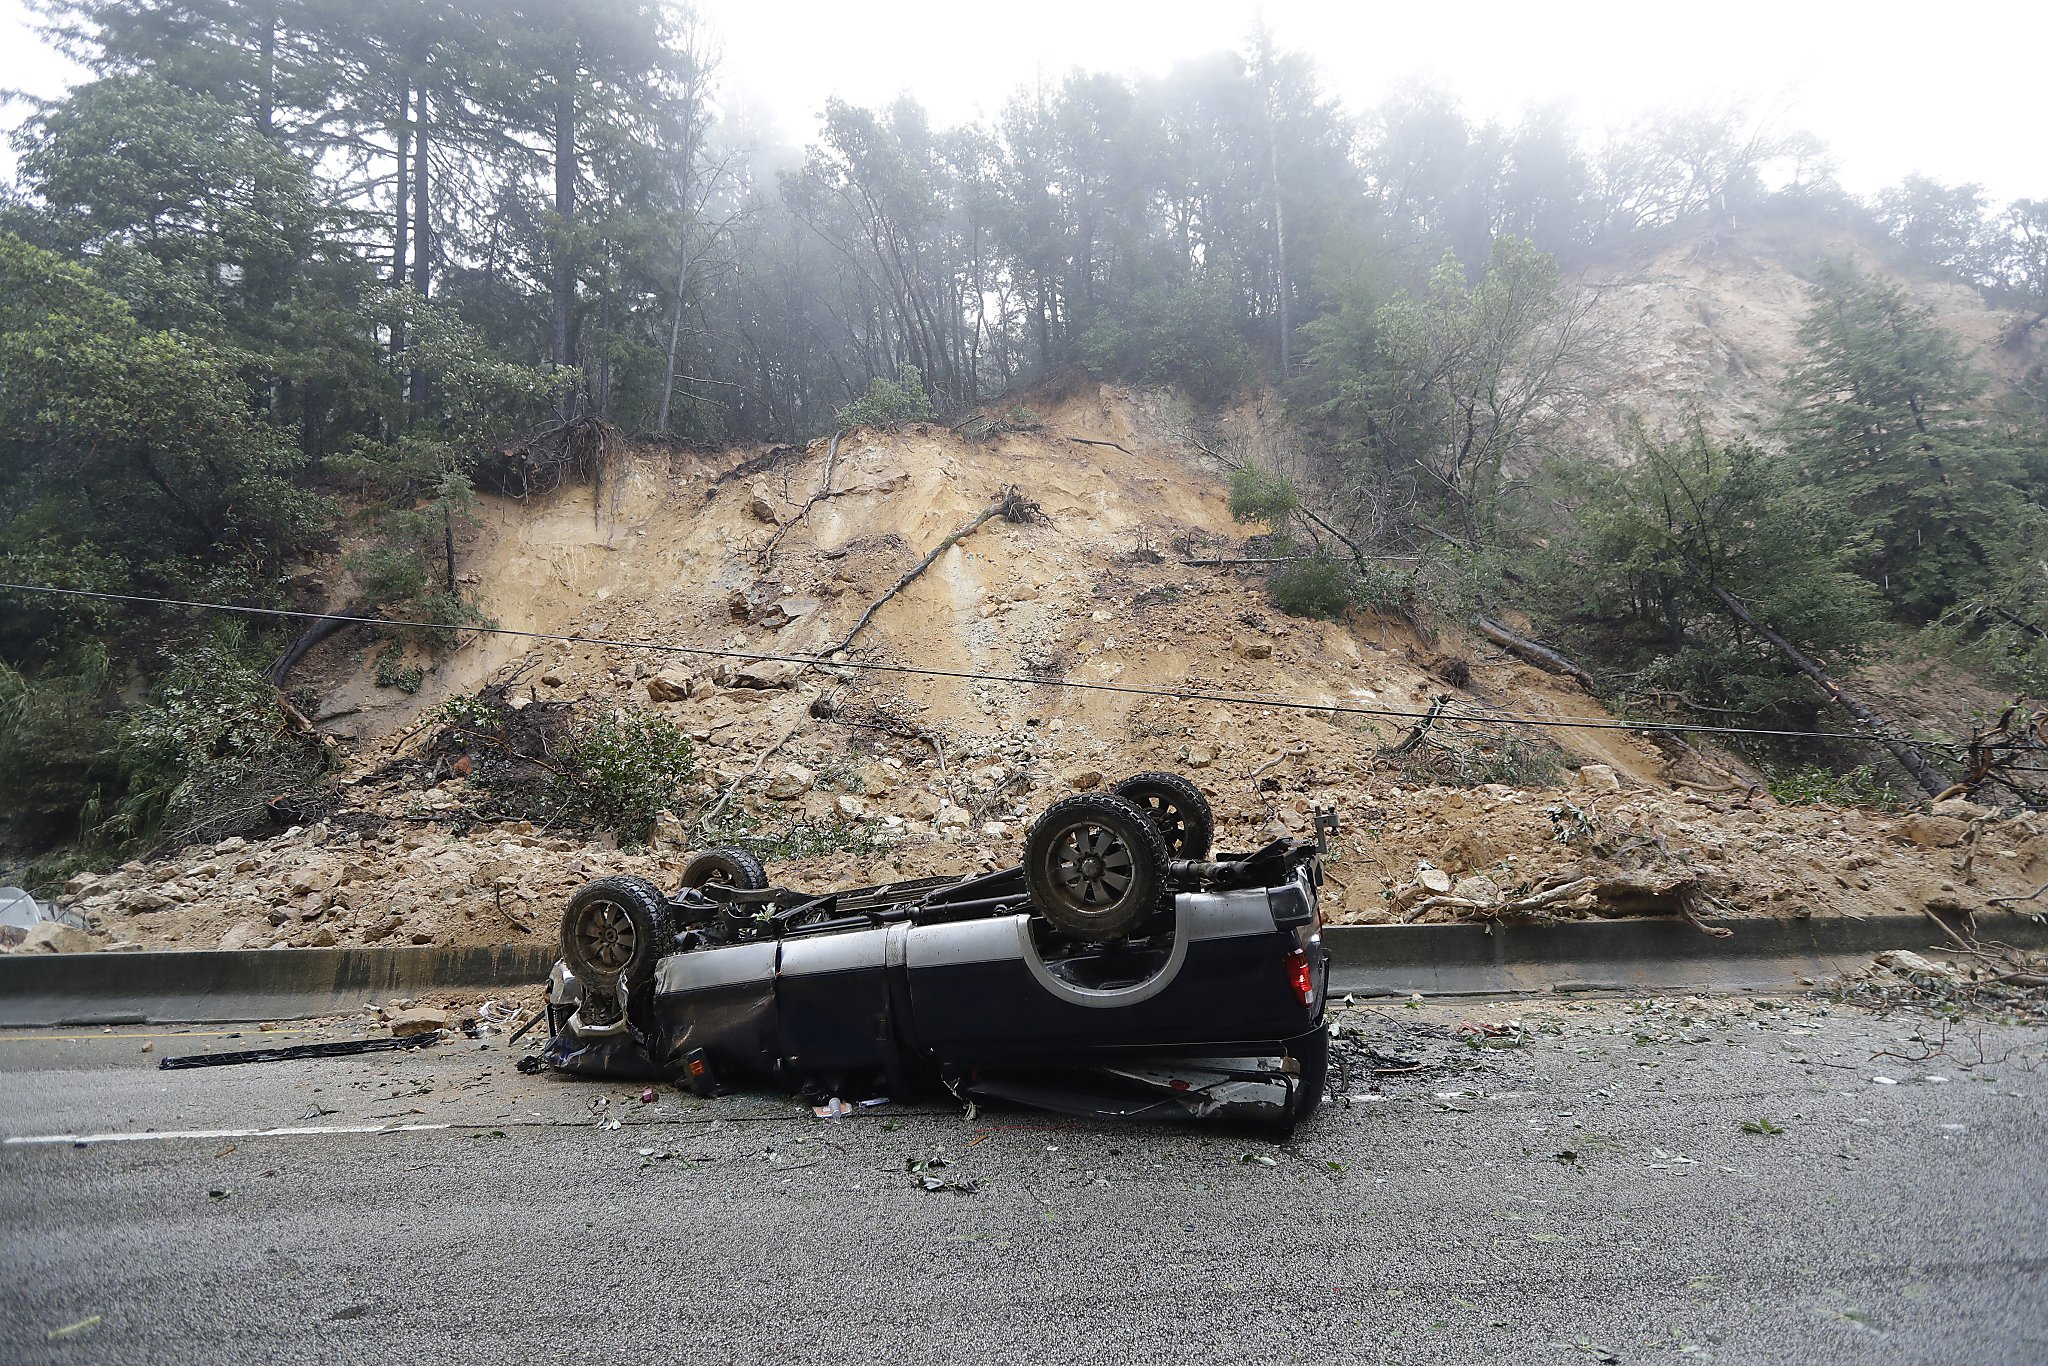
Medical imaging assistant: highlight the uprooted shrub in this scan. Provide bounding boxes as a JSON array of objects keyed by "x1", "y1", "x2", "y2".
[{"x1": 426, "y1": 686, "x2": 695, "y2": 843}]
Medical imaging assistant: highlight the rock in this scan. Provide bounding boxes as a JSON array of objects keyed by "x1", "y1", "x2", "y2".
[
  {"x1": 1236, "y1": 637, "x2": 1274, "y2": 660},
  {"x1": 121, "y1": 888, "x2": 173, "y2": 913},
  {"x1": 777, "y1": 597, "x2": 820, "y2": 622},
  {"x1": 388, "y1": 1007, "x2": 453, "y2": 1038},
  {"x1": 645, "y1": 674, "x2": 692, "y2": 703},
  {"x1": 1574, "y1": 764, "x2": 1622, "y2": 794},
  {"x1": 1931, "y1": 798, "x2": 1995, "y2": 823},
  {"x1": 981, "y1": 822, "x2": 1010, "y2": 841},
  {"x1": 1894, "y1": 814, "x2": 1968, "y2": 849},
  {"x1": 934, "y1": 801, "x2": 972, "y2": 832},
  {"x1": 905, "y1": 790, "x2": 944, "y2": 820},
  {"x1": 747, "y1": 487, "x2": 779, "y2": 523},
  {"x1": 1449, "y1": 875, "x2": 1502, "y2": 904},
  {"x1": 361, "y1": 914, "x2": 403, "y2": 943},
  {"x1": 764, "y1": 765, "x2": 816, "y2": 800},
  {"x1": 1066, "y1": 769, "x2": 1104, "y2": 791},
  {"x1": 217, "y1": 923, "x2": 264, "y2": 951},
  {"x1": 304, "y1": 926, "x2": 338, "y2": 948},
  {"x1": 833, "y1": 793, "x2": 869, "y2": 821},
  {"x1": 1417, "y1": 866, "x2": 1453, "y2": 894},
  {"x1": 540, "y1": 671, "x2": 565, "y2": 688},
  {"x1": 62, "y1": 872, "x2": 103, "y2": 897},
  {"x1": 734, "y1": 659, "x2": 803, "y2": 690},
  {"x1": 1876, "y1": 949, "x2": 1961, "y2": 983},
  {"x1": 24, "y1": 922, "x2": 98, "y2": 954}
]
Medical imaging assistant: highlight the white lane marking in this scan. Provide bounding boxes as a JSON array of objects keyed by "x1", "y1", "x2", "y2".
[{"x1": 5, "y1": 1122, "x2": 453, "y2": 1146}]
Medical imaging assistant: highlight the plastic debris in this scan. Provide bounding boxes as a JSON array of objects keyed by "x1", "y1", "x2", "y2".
[
  {"x1": 640, "y1": 1087, "x2": 657, "y2": 1104},
  {"x1": 812, "y1": 1098, "x2": 854, "y2": 1118},
  {"x1": 916, "y1": 1175, "x2": 979, "y2": 1194},
  {"x1": 46, "y1": 1316, "x2": 101, "y2": 1342}
]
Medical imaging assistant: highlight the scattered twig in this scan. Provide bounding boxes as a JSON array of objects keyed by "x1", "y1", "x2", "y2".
[
  {"x1": 1065, "y1": 435, "x2": 1133, "y2": 455},
  {"x1": 1989, "y1": 881, "x2": 2048, "y2": 908}
]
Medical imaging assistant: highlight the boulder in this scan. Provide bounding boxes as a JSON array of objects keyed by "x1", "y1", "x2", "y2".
[
  {"x1": 734, "y1": 659, "x2": 804, "y2": 690},
  {"x1": 1236, "y1": 637, "x2": 1274, "y2": 660},
  {"x1": 764, "y1": 765, "x2": 816, "y2": 801},
  {"x1": 1894, "y1": 814, "x2": 1968, "y2": 849},
  {"x1": 24, "y1": 922, "x2": 98, "y2": 954},
  {"x1": 645, "y1": 674, "x2": 692, "y2": 703},
  {"x1": 1574, "y1": 764, "x2": 1622, "y2": 794},
  {"x1": 1876, "y1": 949, "x2": 1961, "y2": 983},
  {"x1": 388, "y1": 1007, "x2": 453, "y2": 1038},
  {"x1": 747, "y1": 487, "x2": 779, "y2": 523},
  {"x1": 1066, "y1": 769, "x2": 1104, "y2": 791},
  {"x1": 1417, "y1": 866, "x2": 1453, "y2": 894}
]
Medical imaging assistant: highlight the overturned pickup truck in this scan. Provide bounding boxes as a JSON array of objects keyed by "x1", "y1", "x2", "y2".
[{"x1": 541, "y1": 773, "x2": 1334, "y2": 1130}]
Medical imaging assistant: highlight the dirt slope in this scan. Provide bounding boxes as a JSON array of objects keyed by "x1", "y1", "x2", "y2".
[{"x1": 25, "y1": 383, "x2": 2048, "y2": 955}]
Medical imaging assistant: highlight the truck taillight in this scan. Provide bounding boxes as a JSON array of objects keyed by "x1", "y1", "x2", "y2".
[{"x1": 1286, "y1": 947, "x2": 1315, "y2": 1006}]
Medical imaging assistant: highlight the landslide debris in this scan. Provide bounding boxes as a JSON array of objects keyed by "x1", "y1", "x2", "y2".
[{"x1": 18, "y1": 384, "x2": 2048, "y2": 954}]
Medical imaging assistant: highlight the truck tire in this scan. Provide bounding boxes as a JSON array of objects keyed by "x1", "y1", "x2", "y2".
[
  {"x1": 560, "y1": 876, "x2": 677, "y2": 998},
  {"x1": 1024, "y1": 792, "x2": 1171, "y2": 942},
  {"x1": 1112, "y1": 771, "x2": 1214, "y2": 859},
  {"x1": 678, "y1": 847, "x2": 769, "y2": 892}
]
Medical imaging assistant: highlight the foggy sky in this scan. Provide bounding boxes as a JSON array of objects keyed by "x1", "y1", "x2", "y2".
[{"x1": 1, "y1": 0, "x2": 2041, "y2": 205}]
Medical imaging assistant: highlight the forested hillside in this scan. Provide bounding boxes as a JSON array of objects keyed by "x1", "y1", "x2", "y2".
[{"x1": 2, "y1": 0, "x2": 2045, "y2": 878}]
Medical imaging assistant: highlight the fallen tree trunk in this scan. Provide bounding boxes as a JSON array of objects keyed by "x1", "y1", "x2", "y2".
[
  {"x1": 1681, "y1": 555, "x2": 1952, "y2": 798},
  {"x1": 819, "y1": 487, "x2": 1037, "y2": 661},
  {"x1": 1473, "y1": 615, "x2": 1596, "y2": 690}
]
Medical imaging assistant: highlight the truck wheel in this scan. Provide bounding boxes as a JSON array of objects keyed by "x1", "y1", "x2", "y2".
[
  {"x1": 1112, "y1": 771, "x2": 1214, "y2": 859},
  {"x1": 678, "y1": 847, "x2": 769, "y2": 892},
  {"x1": 1024, "y1": 793, "x2": 1170, "y2": 942},
  {"x1": 560, "y1": 876, "x2": 676, "y2": 997}
]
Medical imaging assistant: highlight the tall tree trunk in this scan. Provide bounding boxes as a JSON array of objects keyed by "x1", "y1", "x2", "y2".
[
  {"x1": 256, "y1": 6, "x2": 276, "y2": 133},
  {"x1": 392, "y1": 75, "x2": 409, "y2": 287},
  {"x1": 412, "y1": 88, "x2": 430, "y2": 299},
  {"x1": 655, "y1": 228, "x2": 691, "y2": 434},
  {"x1": 550, "y1": 68, "x2": 578, "y2": 416}
]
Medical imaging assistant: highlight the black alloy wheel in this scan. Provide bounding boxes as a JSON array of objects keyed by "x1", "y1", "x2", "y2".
[
  {"x1": 1023, "y1": 792, "x2": 1171, "y2": 941},
  {"x1": 1112, "y1": 771, "x2": 1215, "y2": 859}
]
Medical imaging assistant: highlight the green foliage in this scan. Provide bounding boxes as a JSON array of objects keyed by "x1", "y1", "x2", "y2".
[
  {"x1": 552, "y1": 707, "x2": 696, "y2": 845},
  {"x1": 374, "y1": 654, "x2": 424, "y2": 694},
  {"x1": 1075, "y1": 270, "x2": 1259, "y2": 404},
  {"x1": 1765, "y1": 764, "x2": 1899, "y2": 810},
  {"x1": 1781, "y1": 261, "x2": 2044, "y2": 622},
  {"x1": 1396, "y1": 734, "x2": 1566, "y2": 790},
  {"x1": 1269, "y1": 555, "x2": 1355, "y2": 619},
  {"x1": 112, "y1": 631, "x2": 329, "y2": 847},
  {"x1": 0, "y1": 231, "x2": 328, "y2": 579},
  {"x1": 1228, "y1": 467, "x2": 1300, "y2": 528},
  {"x1": 699, "y1": 812, "x2": 896, "y2": 862},
  {"x1": 0, "y1": 651, "x2": 123, "y2": 845},
  {"x1": 1531, "y1": 424, "x2": 1885, "y2": 726},
  {"x1": 837, "y1": 366, "x2": 934, "y2": 428}
]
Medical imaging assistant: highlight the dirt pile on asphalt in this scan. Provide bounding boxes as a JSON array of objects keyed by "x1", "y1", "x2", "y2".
[{"x1": 16, "y1": 381, "x2": 2048, "y2": 953}]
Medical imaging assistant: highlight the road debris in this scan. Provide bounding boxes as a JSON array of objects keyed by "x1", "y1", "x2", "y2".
[
  {"x1": 45, "y1": 1315, "x2": 102, "y2": 1342},
  {"x1": 158, "y1": 1033, "x2": 441, "y2": 1070}
]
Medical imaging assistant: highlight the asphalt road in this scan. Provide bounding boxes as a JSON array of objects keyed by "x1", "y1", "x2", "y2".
[{"x1": 3, "y1": 994, "x2": 2044, "y2": 1365}]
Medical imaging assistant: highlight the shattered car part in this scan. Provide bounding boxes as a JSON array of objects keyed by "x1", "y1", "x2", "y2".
[{"x1": 537, "y1": 776, "x2": 1334, "y2": 1130}]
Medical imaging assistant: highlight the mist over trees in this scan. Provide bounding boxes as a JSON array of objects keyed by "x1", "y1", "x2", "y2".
[{"x1": 2, "y1": 0, "x2": 2044, "y2": 857}]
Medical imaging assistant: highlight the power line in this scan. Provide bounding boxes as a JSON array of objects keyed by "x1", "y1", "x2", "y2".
[{"x1": 0, "y1": 579, "x2": 1972, "y2": 749}]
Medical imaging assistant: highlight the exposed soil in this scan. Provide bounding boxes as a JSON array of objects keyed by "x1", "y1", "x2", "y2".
[{"x1": 19, "y1": 382, "x2": 2048, "y2": 956}]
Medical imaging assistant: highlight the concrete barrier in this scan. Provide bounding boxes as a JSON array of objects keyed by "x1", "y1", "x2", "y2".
[
  {"x1": 0, "y1": 943, "x2": 557, "y2": 1026},
  {"x1": 1, "y1": 913, "x2": 2039, "y2": 1026},
  {"x1": 1321, "y1": 913, "x2": 2047, "y2": 997}
]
